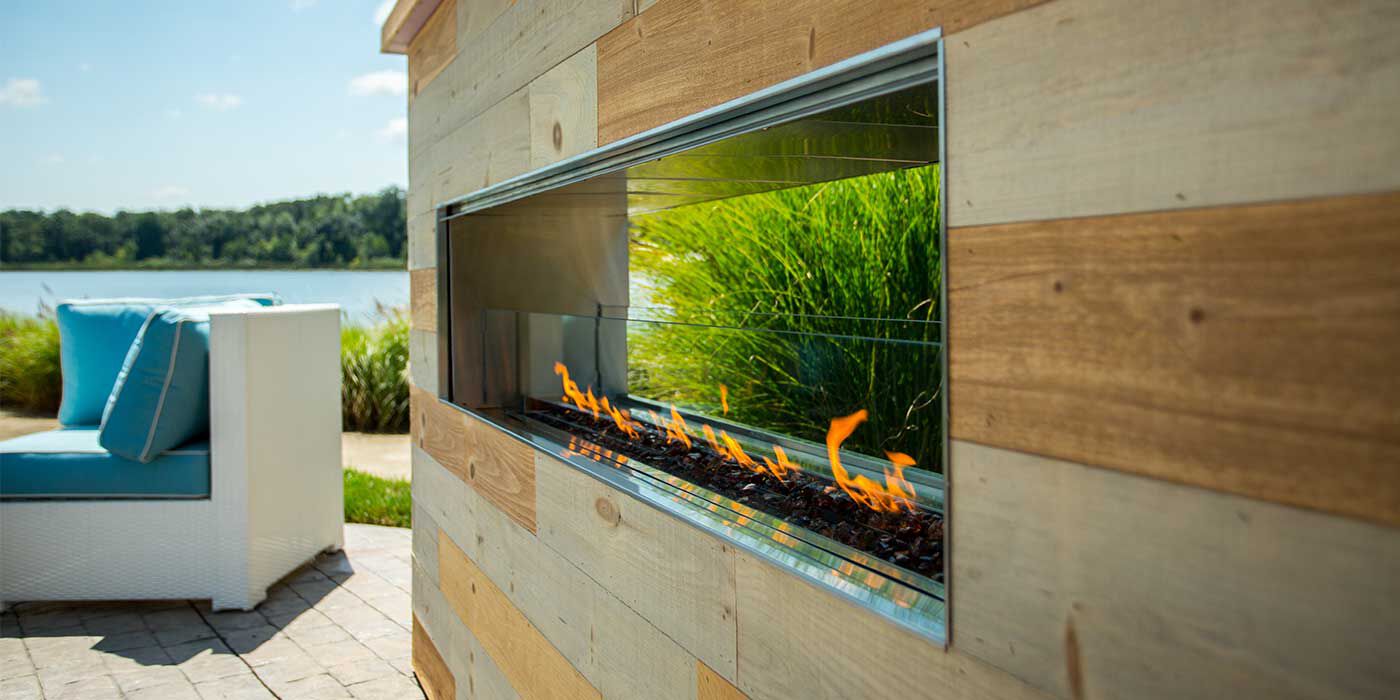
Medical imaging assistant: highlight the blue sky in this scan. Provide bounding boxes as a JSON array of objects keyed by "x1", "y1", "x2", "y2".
[{"x1": 0, "y1": 0, "x2": 407, "y2": 213}]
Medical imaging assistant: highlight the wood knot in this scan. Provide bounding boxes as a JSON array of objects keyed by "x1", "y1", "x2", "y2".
[
  {"x1": 1189, "y1": 307, "x2": 1206, "y2": 324},
  {"x1": 595, "y1": 497, "x2": 621, "y2": 526},
  {"x1": 552, "y1": 122, "x2": 563, "y2": 151},
  {"x1": 467, "y1": 461, "x2": 477, "y2": 479}
]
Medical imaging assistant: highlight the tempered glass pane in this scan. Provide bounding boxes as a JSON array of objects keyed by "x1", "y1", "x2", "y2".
[{"x1": 626, "y1": 164, "x2": 943, "y2": 475}]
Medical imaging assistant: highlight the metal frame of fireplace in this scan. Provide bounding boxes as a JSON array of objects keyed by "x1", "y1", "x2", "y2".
[{"x1": 432, "y1": 29, "x2": 948, "y2": 642}]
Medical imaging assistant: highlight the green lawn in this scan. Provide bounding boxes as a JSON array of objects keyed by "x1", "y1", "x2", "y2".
[{"x1": 343, "y1": 468, "x2": 411, "y2": 528}]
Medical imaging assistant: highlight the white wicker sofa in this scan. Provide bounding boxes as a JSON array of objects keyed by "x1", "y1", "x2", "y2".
[{"x1": 0, "y1": 304, "x2": 344, "y2": 611}]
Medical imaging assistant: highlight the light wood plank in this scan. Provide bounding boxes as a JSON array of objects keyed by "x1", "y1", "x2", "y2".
[
  {"x1": 411, "y1": 503, "x2": 441, "y2": 584},
  {"x1": 697, "y1": 660, "x2": 747, "y2": 700},
  {"x1": 410, "y1": 267, "x2": 436, "y2": 333},
  {"x1": 596, "y1": 0, "x2": 1043, "y2": 144},
  {"x1": 438, "y1": 529, "x2": 603, "y2": 700},
  {"x1": 951, "y1": 440, "x2": 1400, "y2": 700},
  {"x1": 946, "y1": 0, "x2": 1400, "y2": 227},
  {"x1": 462, "y1": 412, "x2": 537, "y2": 533},
  {"x1": 412, "y1": 615, "x2": 456, "y2": 700},
  {"x1": 529, "y1": 44, "x2": 598, "y2": 168},
  {"x1": 408, "y1": 329, "x2": 437, "y2": 395},
  {"x1": 456, "y1": 0, "x2": 515, "y2": 52},
  {"x1": 535, "y1": 453, "x2": 738, "y2": 679},
  {"x1": 407, "y1": 86, "x2": 531, "y2": 217},
  {"x1": 408, "y1": 0, "x2": 456, "y2": 96},
  {"x1": 949, "y1": 192, "x2": 1400, "y2": 526},
  {"x1": 408, "y1": 0, "x2": 632, "y2": 162},
  {"x1": 418, "y1": 450, "x2": 700, "y2": 700},
  {"x1": 406, "y1": 210, "x2": 436, "y2": 271},
  {"x1": 413, "y1": 558, "x2": 520, "y2": 700},
  {"x1": 735, "y1": 551, "x2": 1050, "y2": 700}
]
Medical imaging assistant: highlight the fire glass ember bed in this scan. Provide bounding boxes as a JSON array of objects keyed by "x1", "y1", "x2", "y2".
[{"x1": 435, "y1": 31, "x2": 946, "y2": 640}]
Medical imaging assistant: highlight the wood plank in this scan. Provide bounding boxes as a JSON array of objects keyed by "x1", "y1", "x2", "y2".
[
  {"x1": 949, "y1": 192, "x2": 1400, "y2": 526},
  {"x1": 381, "y1": 0, "x2": 445, "y2": 53},
  {"x1": 456, "y1": 0, "x2": 515, "y2": 48},
  {"x1": 462, "y1": 412, "x2": 538, "y2": 533},
  {"x1": 535, "y1": 453, "x2": 738, "y2": 679},
  {"x1": 408, "y1": 0, "x2": 632, "y2": 161},
  {"x1": 409, "y1": 267, "x2": 436, "y2": 333},
  {"x1": 734, "y1": 552, "x2": 1050, "y2": 700},
  {"x1": 697, "y1": 660, "x2": 747, "y2": 700},
  {"x1": 410, "y1": 386, "x2": 468, "y2": 479},
  {"x1": 438, "y1": 529, "x2": 603, "y2": 700},
  {"x1": 416, "y1": 450, "x2": 700, "y2": 700},
  {"x1": 413, "y1": 558, "x2": 521, "y2": 700},
  {"x1": 408, "y1": 329, "x2": 437, "y2": 395},
  {"x1": 951, "y1": 440, "x2": 1400, "y2": 700},
  {"x1": 412, "y1": 615, "x2": 456, "y2": 700},
  {"x1": 406, "y1": 210, "x2": 436, "y2": 271},
  {"x1": 408, "y1": 0, "x2": 456, "y2": 96},
  {"x1": 946, "y1": 0, "x2": 1400, "y2": 227},
  {"x1": 409, "y1": 387, "x2": 537, "y2": 532},
  {"x1": 596, "y1": 0, "x2": 1043, "y2": 144},
  {"x1": 406, "y1": 86, "x2": 531, "y2": 217},
  {"x1": 412, "y1": 445, "x2": 479, "y2": 567},
  {"x1": 529, "y1": 44, "x2": 598, "y2": 168},
  {"x1": 411, "y1": 503, "x2": 441, "y2": 584}
]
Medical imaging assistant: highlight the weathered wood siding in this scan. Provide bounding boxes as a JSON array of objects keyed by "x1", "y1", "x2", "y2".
[{"x1": 389, "y1": 0, "x2": 1400, "y2": 697}]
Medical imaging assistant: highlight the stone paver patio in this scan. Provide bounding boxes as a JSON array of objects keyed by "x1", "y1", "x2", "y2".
[{"x1": 1, "y1": 524, "x2": 425, "y2": 699}]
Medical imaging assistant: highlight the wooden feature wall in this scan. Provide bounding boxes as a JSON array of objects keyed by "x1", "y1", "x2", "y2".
[{"x1": 388, "y1": 0, "x2": 1400, "y2": 698}]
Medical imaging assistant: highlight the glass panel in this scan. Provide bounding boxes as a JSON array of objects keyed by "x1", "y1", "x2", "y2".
[{"x1": 627, "y1": 164, "x2": 942, "y2": 475}]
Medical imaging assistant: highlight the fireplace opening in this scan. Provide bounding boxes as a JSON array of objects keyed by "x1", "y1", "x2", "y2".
[{"x1": 436, "y1": 32, "x2": 945, "y2": 639}]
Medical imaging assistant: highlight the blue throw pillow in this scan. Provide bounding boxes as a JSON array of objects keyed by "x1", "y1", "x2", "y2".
[
  {"x1": 98, "y1": 300, "x2": 262, "y2": 463},
  {"x1": 56, "y1": 294, "x2": 279, "y2": 426}
]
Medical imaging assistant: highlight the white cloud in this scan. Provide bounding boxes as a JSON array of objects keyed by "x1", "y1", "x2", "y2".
[
  {"x1": 78, "y1": 63, "x2": 91, "y2": 73},
  {"x1": 0, "y1": 78, "x2": 46, "y2": 108},
  {"x1": 39, "y1": 153, "x2": 65, "y2": 165},
  {"x1": 373, "y1": 0, "x2": 394, "y2": 25},
  {"x1": 291, "y1": 0, "x2": 318, "y2": 10},
  {"x1": 195, "y1": 93, "x2": 242, "y2": 111},
  {"x1": 151, "y1": 185, "x2": 190, "y2": 201},
  {"x1": 165, "y1": 107, "x2": 184, "y2": 119},
  {"x1": 349, "y1": 70, "x2": 406, "y2": 97},
  {"x1": 378, "y1": 117, "x2": 407, "y2": 143}
]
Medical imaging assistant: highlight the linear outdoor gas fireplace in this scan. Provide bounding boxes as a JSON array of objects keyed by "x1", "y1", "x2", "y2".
[{"x1": 435, "y1": 32, "x2": 946, "y2": 639}]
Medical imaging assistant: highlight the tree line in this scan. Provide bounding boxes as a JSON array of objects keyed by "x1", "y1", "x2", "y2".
[{"x1": 0, "y1": 187, "x2": 406, "y2": 269}]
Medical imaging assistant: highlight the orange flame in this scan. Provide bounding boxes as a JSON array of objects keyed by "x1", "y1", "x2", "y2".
[
  {"x1": 826, "y1": 410, "x2": 918, "y2": 513},
  {"x1": 720, "y1": 384, "x2": 729, "y2": 415},
  {"x1": 599, "y1": 396, "x2": 641, "y2": 439},
  {"x1": 554, "y1": 362, "x2": 589, "y2": 414},
  {"x1": 657, "y1": 406, "x2": 692, "y2": 448},
  {"x1": 761, "y1": 446, "x2": 800, "y2": 483},
  {"x1": 702, "y1": 424, "x2": 729, "y2": 459}
]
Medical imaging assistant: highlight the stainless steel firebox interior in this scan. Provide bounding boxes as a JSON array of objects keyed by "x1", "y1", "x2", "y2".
[{"x1": 434, "y1": 30, "x2": 947, "y2": 642}]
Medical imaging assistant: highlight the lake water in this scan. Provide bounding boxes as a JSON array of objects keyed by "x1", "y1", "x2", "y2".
[{"x1": 0, "y1": 270, "x2": 408, "y2": 324}]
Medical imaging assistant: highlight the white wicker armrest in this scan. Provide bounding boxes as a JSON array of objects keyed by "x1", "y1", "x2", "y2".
[{"x1": 208, "y1": 303, "x2": 344, "y2": 609}]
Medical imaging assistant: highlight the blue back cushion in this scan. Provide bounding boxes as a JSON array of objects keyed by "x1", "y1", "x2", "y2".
[
  {"x1": 98, "y1": 301, "x2": 260, "y2": 463},
  {"x1": 56, "y1": 294, "x2": 279, "y2": 426}
]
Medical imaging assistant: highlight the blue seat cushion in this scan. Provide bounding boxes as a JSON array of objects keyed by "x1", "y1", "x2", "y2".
[
  {"x1": 99, "y1": 301, "x2": 259, "y2": 462},
  {"x1": 0, "y1": 428, "x2": 210, "y2": 499},
  {"x1": 56, "y1": 294, "x2": 280, "y2": 426}
]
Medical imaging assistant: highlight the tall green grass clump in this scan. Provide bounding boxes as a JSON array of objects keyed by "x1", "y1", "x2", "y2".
[
  {"x1": 341, "y1": 307, "x2": 410, "y2": 433},
  {"x1": 629, "y1": 165, "x2": 942, "y2": 469},
  {"x1": 0, "y1": 311, "x2": 62, "y2": 415}
]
